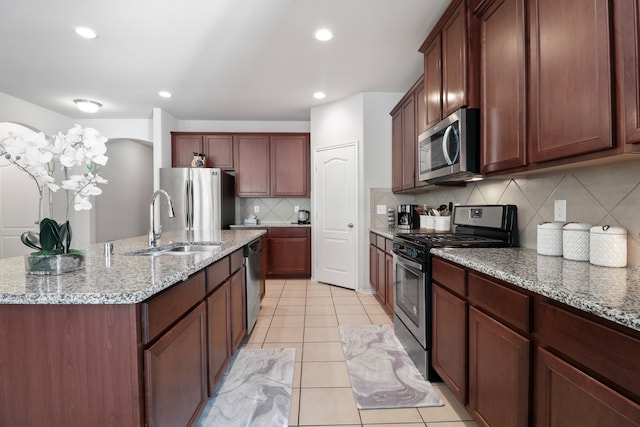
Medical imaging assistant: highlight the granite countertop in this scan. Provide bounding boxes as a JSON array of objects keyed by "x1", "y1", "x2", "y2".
[
  {"x1": 0, "y1": 229, "x2": 265, "y2": 305},
  {"x1": 431, "y1": 247, "x2": 640, "y2": 332},
  {"x1": 230, "y1": 222, "x2": 311, "y2": 228}
]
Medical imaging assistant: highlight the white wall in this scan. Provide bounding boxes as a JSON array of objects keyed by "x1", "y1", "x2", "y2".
[
  {"x1": 310, "y1": 92, "x2": 403, "y2": 292},
  {"x1": 94, "y1": 139, "x2": 153, "y2": 243},
  {"x1": 179, "y1": 120, "x2": 310, "y2": 133}
]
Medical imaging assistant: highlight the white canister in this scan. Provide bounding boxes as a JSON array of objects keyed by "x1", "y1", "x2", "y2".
[
  {"x1": 562, "y1": 223, "x2": 591, "y2": 261},
  {"x1": 590, "y1": 225, "x2": 627, "y2": 268},
  {"x1": 420, "y1": 215, "x2": 428, "y2": 229},
  {"x1": 425, "y1": 215, "x2": 436, "y2": 230},
  {"x1": 434, "y1": 216, "x2": 451, "y2": 232},
  {"x1": 537, "y1": 222, "x2": 564, "y2": 256}
]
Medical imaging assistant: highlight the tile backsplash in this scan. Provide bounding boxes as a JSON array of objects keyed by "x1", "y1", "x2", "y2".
[
  {"x1": 371, "y1": 160, "x2": 640, "y2": 266},
  {"x1": 239, "y1": 197, "x2": 311, "y2": 224}
]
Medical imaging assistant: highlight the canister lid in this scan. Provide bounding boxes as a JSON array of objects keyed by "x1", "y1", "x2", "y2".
[
  {"x1": 538, "y1": 221, "x2": 565, "y2": 230},
  {"x1": 589, "y1": 225, "x2": 627, "y2": 235},
  {"x1": 563, "y1": 222, "x2": 592, "y2": 231}
]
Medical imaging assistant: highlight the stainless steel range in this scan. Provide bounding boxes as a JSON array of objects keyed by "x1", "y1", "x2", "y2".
[{"x1": 392, "y1": 204, "x2": 518, "y2": 380}]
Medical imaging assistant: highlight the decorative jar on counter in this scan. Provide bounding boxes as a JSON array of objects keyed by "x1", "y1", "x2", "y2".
[
  {"x1": 590, "y1": 225, "x2": 627, "y2": 268},
  {"x1": 562, "y1": 222, "x2": 591, "y2": 261},
  {"x1": 537, "y1": 222, "x2": 564, "y2": 256}
]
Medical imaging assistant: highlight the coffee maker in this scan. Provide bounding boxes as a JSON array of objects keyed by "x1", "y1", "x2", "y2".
[{"x1": 397, "y1": 204, "x2": 420, "y2": 229}]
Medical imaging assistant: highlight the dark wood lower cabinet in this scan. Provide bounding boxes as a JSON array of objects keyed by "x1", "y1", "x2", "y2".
[
  {"x1": 144, "y1": 302, "x2": 207, "y2": 427},
  {"x1": 368, "y1": 232, "x2": 394, "y2": 314},
  {"x1": 432, "y1": 283, "x2": 467, "y2": 403},
  {"x1": 207, "y1": 281, "x2": 230, "y2": 394},
  {"x1": 468, "y1": 306, "x2": 530, "y2": 427},
  {"x1": 375, "y1": 246, "x2": 386, "y2": 303},
  {"x1": 230, "y1": 267, "x2": 246, "y2": 350},
  {"x1": 385, "y1": 251, "x2": 394, "y2": 312},
  {"x1": 536, "y1": 347, "x2": 640, "y2": 427},
  {"x1": 268, "y1": 227, "x2": 311, "y2": 278}
]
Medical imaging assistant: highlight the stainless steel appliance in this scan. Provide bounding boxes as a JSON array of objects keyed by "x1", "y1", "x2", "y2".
[
  {"x1": 244, "y1": 238, "x2": 262, "y2": 334},
  {"x1": 159, "y1": 168, "x2": 235, "y2": 234},
  {"x1": 418, "y1": 108, "x2": 480, "y2": 183},
  {"x1": 297, "y1": 209, "x2": 310, "y2": 224},
  {"x1": 397, "y1": 204, "x2": 420, "y2": 230},
  {"x1": 393, "y1": 204, "x2": 518, "y2": 380}
]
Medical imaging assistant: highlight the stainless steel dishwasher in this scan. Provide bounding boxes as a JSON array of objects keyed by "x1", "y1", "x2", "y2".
[{"x1": 244, "y1": 238, "x2": 262, "y2": 334}]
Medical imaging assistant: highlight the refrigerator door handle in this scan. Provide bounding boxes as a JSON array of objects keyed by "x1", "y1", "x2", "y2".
[{"x1": 185, "y1": 178, "x2": 192, "y2": 230}]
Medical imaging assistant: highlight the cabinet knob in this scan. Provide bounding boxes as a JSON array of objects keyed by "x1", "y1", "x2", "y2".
[{"x1": 347, "y1": 223, "x2": 354, "y2": 228}]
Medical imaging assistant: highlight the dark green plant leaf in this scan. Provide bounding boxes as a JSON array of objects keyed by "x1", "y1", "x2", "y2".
[
  {"x1": 20, "y1": 231, "x2": 42, "y2": 251},
  {"x1": 59, "y1": 221, "x2": 72, "y2": 253},
  {"x1": 39, "y1": 218, "x2": 61, "y2": 252}
]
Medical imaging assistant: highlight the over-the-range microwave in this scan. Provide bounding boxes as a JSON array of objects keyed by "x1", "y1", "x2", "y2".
[{"x1": 418, "y1": 108, "x2": 481, "y2": 183}]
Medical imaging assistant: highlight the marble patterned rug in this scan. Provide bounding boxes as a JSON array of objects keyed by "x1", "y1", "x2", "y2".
[
  {"x1": 195, "y1": 348, "x2": 295, "y2": 427},
  {"x1": 339, "y1": 325, "x2": 444, "y2": 409}
]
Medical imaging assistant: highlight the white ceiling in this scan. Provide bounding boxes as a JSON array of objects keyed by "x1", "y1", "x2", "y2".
[{"x1": 0, "y1": 0, "x2": 450, "y2": 121}]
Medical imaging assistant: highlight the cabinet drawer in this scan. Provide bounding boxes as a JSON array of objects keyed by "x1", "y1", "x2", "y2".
[
  {"x1": 385, "y1": 238, "x2": 394, "y2": 254},
  {"x1": 206, "y1": 256, "x2": 230, "y2": 294},
  {"x1": 432, "y1": 257, "x2": 466, "y2": 297},
  {"x1": 230, "y1": 248, "x2": 244, "y2": 274},
  {"x1": 468, "y1": 272, "x2": 530, "y2": 333},
  {"x1": 370, "y1": 232, "x2": 376, "y2": 244},
  {"x1": 376, "y1": 234, "x2": 386, "y2": 249},
  {"x1": 142, "y1": 270, "x2": 206, "y2": 344},
  {"x1": 269, "y1": 227, "x2": 308, "y2": 238},
  {"x1": 535, "y1": 300, "x2": 640, "y2": 398}
]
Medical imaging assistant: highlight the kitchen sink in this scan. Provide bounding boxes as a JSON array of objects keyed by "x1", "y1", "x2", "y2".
[{"x1": 125, "y1": 243, "x2": 221, "y2": 256}]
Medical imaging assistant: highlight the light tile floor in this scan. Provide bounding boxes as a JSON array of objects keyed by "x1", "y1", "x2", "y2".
[{"x1": 241, "y1": 279, "x2": 477, "y2": 427}]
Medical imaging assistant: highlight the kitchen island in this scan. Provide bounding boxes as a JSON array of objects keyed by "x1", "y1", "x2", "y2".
[{"x1": 0, "y1": 229, "x2": 265, "y2": 427}]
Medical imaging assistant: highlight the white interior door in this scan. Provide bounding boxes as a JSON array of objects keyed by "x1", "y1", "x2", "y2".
[
  {"x1": 314, "y1": 142, "x2": 357, "y2": 289},
  {"x1": 0, "y1": 123, "x2": 41, "y2": 259}
]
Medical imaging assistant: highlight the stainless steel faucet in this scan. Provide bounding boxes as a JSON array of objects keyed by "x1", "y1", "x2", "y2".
[{"x1": 149, "y1": 189, "x2": 175, "y2": 247}]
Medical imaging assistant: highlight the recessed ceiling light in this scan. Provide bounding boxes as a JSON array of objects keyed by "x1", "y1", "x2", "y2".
[
  {"x1": 158, "y1": 91, "x2": 172, "y2": 98},
  {"x1": 313, "y1": 92, "x2": 326, "y2": 100},
  {"x1": 74, "y1": 27, "x2": 97, "y2": 39},
  {"x1": 314, "y1": 29, "x2": 333, "y2": 41},
  {"x1": 73, "y1": 99, "x2": 102, "y2": 113}
]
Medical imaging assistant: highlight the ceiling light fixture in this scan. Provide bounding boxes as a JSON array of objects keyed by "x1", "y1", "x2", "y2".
[
  {"x1": 158, "y1": 91, "x2": 172, "y2": 98},
  {"x1": 314, "y1": 29, "x2": 333, "y2": 41},
  {"x1": 313, "y1": 92, "x2": 326, "y2": 100},
  {"x1": 74, "y1": 27, "x2": 97, "y2": 39},
  {"x1": 73, "y1": 99, "x2": 102, "y2": 113}
]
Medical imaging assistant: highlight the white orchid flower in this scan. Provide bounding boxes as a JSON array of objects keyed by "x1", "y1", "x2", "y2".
[{"x1": 73, "y1": 196, "x2": 93, "y2": 211}]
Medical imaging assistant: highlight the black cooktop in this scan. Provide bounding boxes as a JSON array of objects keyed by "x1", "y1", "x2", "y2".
[{"x1": 395, "y1": 232, "x2": 506, "y2": 247}]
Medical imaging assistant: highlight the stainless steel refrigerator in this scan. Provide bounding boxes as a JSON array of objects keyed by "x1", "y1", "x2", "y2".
[{"x1": 159, "y1": 168, "x2": 236, "y2": 235}]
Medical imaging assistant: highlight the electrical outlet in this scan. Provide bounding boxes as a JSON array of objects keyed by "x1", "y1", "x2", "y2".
[
  {"x1": 294, "y1": 206, "x2": 299, "y2": 213},
  {"x1": 554, "y1": 200, "x2": 566, "y2": 222},
  {"x1": 254, "y1": 205, "x2": 259, "y2": 213},
  {"x1": 376, "y1": 204, "x2": 387, "y2": 214}
]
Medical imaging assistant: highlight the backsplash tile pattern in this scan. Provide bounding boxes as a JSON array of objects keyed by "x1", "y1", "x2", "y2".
[
  {"x1": 239, "y1": 198, "x2": 311, "y2": 224},
  {"x1": 371, "y1": 161, "x2": 640, "y2": 266}
]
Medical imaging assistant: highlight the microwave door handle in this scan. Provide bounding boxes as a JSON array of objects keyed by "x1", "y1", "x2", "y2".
[{"x1": 442, "y1": 124, "x2": 460, "y2": 165}]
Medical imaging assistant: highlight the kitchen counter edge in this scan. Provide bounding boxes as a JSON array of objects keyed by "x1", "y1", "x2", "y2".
[
  {"x1": 0, "y1": 229, "x2": 266, "y2": 305},
  {"x1": 431, "y1": 247, "x2": 640, "y2": 332}
]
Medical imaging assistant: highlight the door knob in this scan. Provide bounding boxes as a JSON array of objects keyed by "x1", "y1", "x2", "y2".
[{"x1": 347, "y1": 223, "x2": 354, "y2": 228}]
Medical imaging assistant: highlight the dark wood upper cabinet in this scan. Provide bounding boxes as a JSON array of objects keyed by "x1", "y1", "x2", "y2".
[
  {"x1": 424, "y1": 34, "x2": 443, "y2": 129},
  {"x1": 203, "y1": 135, "x2": 234, "y2": 169},
  {"x1": 270, "y1": 134, "x2": 310, "y2": 197},
  {"x1": 477, "y1": 0, "x2": 527, "y2": 174},
  {"x1": 528, "y1": 0, "x2": 613, "y2": 163},
  {"x1": 391, "y1": 109, "x2": 403, "y2": 192},
  {"x1": 442, "y1": 1, "x2": 469, "y2": 117},
  {"x1": 420, "y1": 0, "x2": 480, "y2": 129},
  {"x1": 172, "y1": 134, "x2": 204, "y2": 168},
  {"x1": 401, "y1": 95, "x2": 416, "y2": 190},
  {"x1": 171, "y1": 133, "x2": 233, "y2": 169},
  {"x1": 234, "y1": 134, "x2": 271, "y2": 197},
  {"x1": 615, "y1": 0, "x2": 640, "y2": 145}
]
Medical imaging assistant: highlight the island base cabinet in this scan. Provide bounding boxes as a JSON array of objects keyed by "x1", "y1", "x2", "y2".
[
  {"x1": 144, "y1": 302, "x2": 207, "y2": 427},
  {"x1": 207, "y1": 281, "x2": 231, "y2": 394},
  {"x1": 535, "y1": 347, "x2": 640, "y2": 427},
  {"x1": 0, "y1": 304, "x2": 144, "y2": 427},
  {"x1": 230, "y1": 266, "x2": 246, "y2": 351},
  {"x1": 469, "y1": 306, "x2": 530, "y2": 427}
]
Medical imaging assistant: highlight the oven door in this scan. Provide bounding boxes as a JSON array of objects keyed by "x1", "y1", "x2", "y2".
[{"x1": 393, "y1": 253, "x2": 427, "y2": 348}]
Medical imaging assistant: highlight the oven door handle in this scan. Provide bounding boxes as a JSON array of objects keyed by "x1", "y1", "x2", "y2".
[{"x1": 393, "y1": 253, "x2": 423, "y2": 272}]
